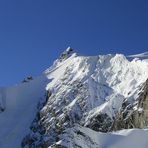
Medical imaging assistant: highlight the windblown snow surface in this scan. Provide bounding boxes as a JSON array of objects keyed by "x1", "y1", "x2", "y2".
[{"x1": 0, "y1": 49, "x2": 148, "y2": 148}]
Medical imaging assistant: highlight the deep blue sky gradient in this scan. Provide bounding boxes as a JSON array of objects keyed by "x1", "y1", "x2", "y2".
[{"x1": 0, "y1": 0, "x2": 148, "y2": 86}]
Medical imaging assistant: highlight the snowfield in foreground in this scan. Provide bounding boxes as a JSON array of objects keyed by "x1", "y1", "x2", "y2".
[
  {"x1": 0, "y1": 48, "x2": 148, "y2": 148},
  {"x1": 57, "y1": 125, "x2": 148, "y2": 148}
]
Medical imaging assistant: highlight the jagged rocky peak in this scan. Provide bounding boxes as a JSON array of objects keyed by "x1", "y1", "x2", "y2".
[{"x1": 59, "y1": 47, "x2": 75, "y2": 62}]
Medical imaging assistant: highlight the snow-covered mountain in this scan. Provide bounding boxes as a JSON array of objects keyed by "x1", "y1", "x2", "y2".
[{"x1": 0, "y1": 48, "x2": 148, "y2": 148}]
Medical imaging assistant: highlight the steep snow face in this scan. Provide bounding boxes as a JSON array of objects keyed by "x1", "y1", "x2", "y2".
[
  {"x1": 44, "y1": 53, "x2": 148, "y2": 120},
  {"x1": 55, "y1": 125, "x2": 148, "y2": 148},
  {"x1": 0, "y1": 76, "x2": 50, "y2": 148}
]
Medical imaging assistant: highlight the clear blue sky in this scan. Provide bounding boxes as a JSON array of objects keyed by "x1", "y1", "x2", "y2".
[{"x1": 0, "y1": 0, "x2": 148, "y2": 86}]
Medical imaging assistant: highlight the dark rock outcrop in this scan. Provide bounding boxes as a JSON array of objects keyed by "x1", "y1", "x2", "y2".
[
  {"x1": 59, "y1": 47, "x2": 74, "y2": 62},
  {"x1": 85, "y1": 113, "x2": 113, "y2": 132},
  {"x1": 112, "y1": 79, "x2": 148, "y2": 131}
]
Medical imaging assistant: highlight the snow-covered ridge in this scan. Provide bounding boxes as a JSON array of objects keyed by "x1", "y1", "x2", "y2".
[{"x1": 128, "y1": 51, "x2": 148, "y2": 59}]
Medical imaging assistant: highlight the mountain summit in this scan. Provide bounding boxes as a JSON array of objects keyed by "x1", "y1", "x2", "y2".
[
  {"x1": 0, "y1": 49, "x2": 148, "y2": 148},
  {"x1": 59, "y1": 47, "x2": 75, "y2": 62}
]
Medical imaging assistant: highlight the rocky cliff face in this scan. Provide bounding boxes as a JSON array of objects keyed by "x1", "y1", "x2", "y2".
[{"x1": 112, "y1": 78, "x2": 148, "y2": 131}]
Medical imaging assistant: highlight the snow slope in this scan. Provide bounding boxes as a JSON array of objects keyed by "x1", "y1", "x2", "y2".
[
  {"x1": 57, "y1": 125, "x2": 148, "y2": 148},
  {"x1": 0, "y1": 76, "x2": 50, "y2": 148}
]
